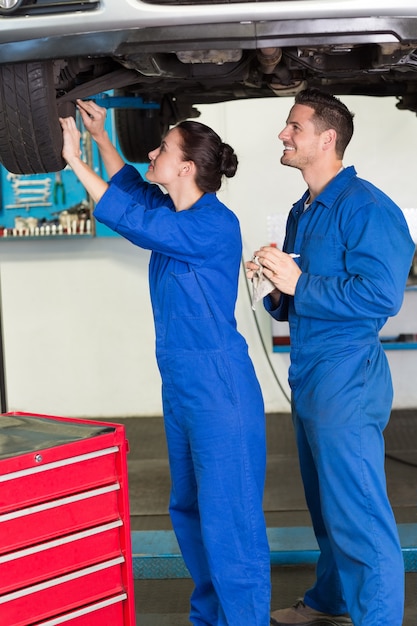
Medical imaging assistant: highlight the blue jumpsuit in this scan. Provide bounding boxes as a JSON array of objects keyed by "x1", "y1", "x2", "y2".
[
  {"x1": 94, "y1": 164, "x2": 271, "y2": 626},
  {"x1": 266, "y1": 166, "x2": 415, "y2": 626}
]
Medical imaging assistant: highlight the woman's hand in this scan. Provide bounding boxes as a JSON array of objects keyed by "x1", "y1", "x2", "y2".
[
  {"x1": 59, "y1": 113, "x2": 109, "y2": 204},
  {"x1": 59, "y1": 115, "x2": 82, "y2": 166},
  {"x1": 75, "y1": 99, "x2": 107, "y2": 140}
]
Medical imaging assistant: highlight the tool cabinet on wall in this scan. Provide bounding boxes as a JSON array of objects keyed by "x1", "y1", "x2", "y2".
[
  {"x1": 0, "y1": 105, "x2": 107, "y2": 240},
  {"x1": 0, "y1": 411, "x2": 136, "y2": 626},
  {"x1": 0, "y1": 157, "x2": 94, "y2": 239}
]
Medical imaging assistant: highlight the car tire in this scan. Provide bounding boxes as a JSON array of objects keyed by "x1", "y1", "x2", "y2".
[
  {"x1": 0, "y1": 61, "x2": 72, "y2": 174},
  {"x1": 115, "y1": 107, "x2": 167, "y2": 163}
]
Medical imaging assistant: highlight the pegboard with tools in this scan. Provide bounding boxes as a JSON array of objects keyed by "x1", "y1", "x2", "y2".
[
  {"x1": 0, "y1": 167, "x2": 93, "y2": 238},
  {"x1": 0, "y1": 95, "x2": 158, "y2": 240},
  {"x1": 0, "y1": 112, "x2": 96, "y2": 239}
]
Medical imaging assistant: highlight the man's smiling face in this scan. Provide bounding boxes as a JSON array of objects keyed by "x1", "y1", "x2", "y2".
[{"x1": 278, "y1": 103, "x2": 323, "y2": 172}]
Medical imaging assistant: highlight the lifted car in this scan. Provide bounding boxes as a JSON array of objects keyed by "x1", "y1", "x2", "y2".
[{"x1": 1, "y1": 1, "x2": 417, "y2": 173}]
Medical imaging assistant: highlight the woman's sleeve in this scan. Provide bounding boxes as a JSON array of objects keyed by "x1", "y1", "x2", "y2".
[
  {"x1": 110, "y1": 164, "x2": 168, "y2": 209},
  {"x1": 94, "y1": 180, "x2": 236, "y2": 264}
]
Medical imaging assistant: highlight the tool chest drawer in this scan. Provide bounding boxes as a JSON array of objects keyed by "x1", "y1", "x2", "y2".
[
  {"x1": 35, "y1": 594, "x2": 127, "y2": 626},
  {"x1": 0, "y1": 426, "x2": 121, "y2": 515},
  {"x1": 0, "y1": 412, "x2": 136, "y2": 626},
  {"x1": 0, "y1": 447, "x2": 119, "y2": 514},
  {"x1": 0, "y1": 557, "x2": 125, "y2": 626},
  {"x1": 0, "y1": 520, "x2": 123, "y2": 595},
  {"x1": 0, "y1": 483, "x2": 120, "y2": 555}
]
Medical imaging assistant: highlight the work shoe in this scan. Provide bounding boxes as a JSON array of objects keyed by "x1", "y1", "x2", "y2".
[{"x1": 270, "y1": 599, "x2": 353, "y2": 625}]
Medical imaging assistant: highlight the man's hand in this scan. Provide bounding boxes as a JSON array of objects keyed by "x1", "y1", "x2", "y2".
[
  {"x1": 254, "y1": 245, "x2": 302, "y2": 296},
  {"x1": 245, "y1": 257, "x2": 261, "y2": 280},
  {"x1": 245, "y1": 252, "x2": 282, "y2": 307}
]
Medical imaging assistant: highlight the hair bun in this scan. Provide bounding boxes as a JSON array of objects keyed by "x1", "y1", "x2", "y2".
[{"x1": 219, "y1": 142, "x2": 238, "y2": 178}]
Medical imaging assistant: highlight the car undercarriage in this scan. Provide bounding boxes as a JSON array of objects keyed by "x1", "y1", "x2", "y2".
[{"x1": 1, "y1": 5, "x2": 417, "y2": 173}]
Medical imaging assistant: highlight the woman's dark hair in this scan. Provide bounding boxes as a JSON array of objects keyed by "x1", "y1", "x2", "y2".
[
  {"x1": 295, "y1": 88, "x2": 354, "y2": 158},
  {"x1": 176, "y1": 120, "x2": 238, "y2": 193}
]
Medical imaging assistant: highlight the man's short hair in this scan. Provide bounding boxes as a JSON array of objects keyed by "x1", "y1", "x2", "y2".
[{"x1": 295, "y1": 88, "x2": 354, "y2": 158}]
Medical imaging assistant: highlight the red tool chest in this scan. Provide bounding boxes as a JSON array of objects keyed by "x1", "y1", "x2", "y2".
[{"x1": 0, "y1": 411, "x2": 136, "y2": 625}]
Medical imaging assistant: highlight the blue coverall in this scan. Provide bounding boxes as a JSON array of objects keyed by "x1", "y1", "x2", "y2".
[
  {"x1": 94, "y1": 164, "x2": 271, "y2": 626},
  {"x1": 266, "y1": 166, "x2": 415, "y2": 626}
]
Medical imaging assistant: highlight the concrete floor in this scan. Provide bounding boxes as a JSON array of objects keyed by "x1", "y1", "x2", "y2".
[{"x1": 111, "y1": 410, "x2": 417, "y2": 625}]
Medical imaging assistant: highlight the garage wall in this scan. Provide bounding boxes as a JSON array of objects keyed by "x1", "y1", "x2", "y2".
[{"x1": 1, "y1": 95, "x2": 417, "y2": 417}]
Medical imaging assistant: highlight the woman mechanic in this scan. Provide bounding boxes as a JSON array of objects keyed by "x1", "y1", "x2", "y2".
[{"x1": 60, "y1": 100, "x2": 271, "y2": 626}]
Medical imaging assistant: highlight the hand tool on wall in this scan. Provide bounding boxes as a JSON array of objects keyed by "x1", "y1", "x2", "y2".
[{"x1": 53, "y1": 172, "x2": 66, "y2": 205}]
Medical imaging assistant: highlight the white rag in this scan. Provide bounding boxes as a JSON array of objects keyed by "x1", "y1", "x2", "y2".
[{"x1": 251, "y1": 258, "x2": 275, "y2": 310}]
